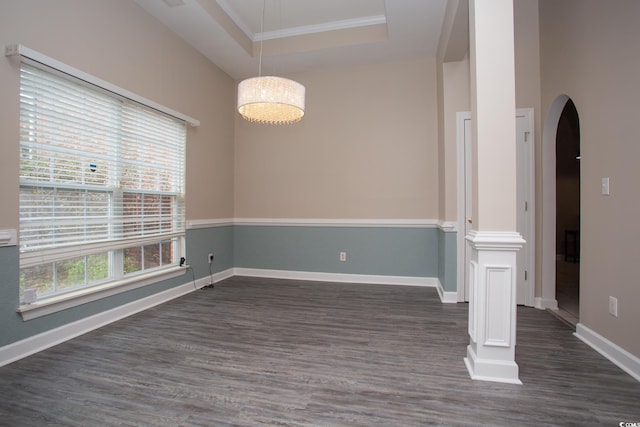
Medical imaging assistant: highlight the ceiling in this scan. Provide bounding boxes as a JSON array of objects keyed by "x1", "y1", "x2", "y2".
[{"x1": 133, "y1": 0, "x2": 449, "y2": 80}]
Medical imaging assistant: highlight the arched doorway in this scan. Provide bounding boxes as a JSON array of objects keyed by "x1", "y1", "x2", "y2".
[
  {"x1": 555, "y1": 100, "x2": 580, "y2": 324},
  {"x1": 540, "y1": 95, "x2": 581, "y2": 326}
]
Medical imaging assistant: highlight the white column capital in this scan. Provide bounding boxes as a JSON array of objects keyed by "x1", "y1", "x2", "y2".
[{"x1": 466, "y1": 230, "x2": 525, "y2": 251}]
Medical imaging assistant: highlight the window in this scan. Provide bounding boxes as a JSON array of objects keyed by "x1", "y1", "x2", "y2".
[{"x1": 19, "y1": 63, "x2": 186, "y2": 303}]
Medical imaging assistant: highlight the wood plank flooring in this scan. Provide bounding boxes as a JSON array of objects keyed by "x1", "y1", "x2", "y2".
[{"x1": 0, "y1": 276, "x2": 638, "y2": 426}]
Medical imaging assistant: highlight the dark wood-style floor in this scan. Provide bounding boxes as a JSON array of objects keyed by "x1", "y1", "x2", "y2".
[{"x1": 0, "y1": 277, "x2": 638, "y2": 426}]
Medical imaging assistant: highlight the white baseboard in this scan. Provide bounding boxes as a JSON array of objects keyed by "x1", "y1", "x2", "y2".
[
  {"x1": 198, "y1": 268, "x2": 235, "y2": 288},
  {"x1": 233, "y1": 267, "x2": 437, "y2": 288},
  {"x1": 534, "y1": 297, "x2": 558, "y2": 310},
  {"x1": 574, "y1": 323, "x2": 640, "y2": 382},
  {"x1": 0, "y1": 268, "x2": 234, "y2": 368},
  {"x1": 436, "y1": 279, "x2": 458, "y2": 304},
  {"x1": 464, "y1": 345, "x2": 522, "y2": 385}
]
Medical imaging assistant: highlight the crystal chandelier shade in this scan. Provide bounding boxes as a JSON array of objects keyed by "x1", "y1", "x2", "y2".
[
  {"x1": 236, "y1": 0, "x2": 306, "y2": 125},
  {"x1": 237, "y1": 76, "x2": 305, "y2": 125}
]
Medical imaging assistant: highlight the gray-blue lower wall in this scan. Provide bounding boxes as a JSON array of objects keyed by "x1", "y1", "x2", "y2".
[
  {"x1": 233, "y1": 225, "x2": 457, "y2": 293},
  {"x1": 0, "y1": 224, "x2": 456, "y2": 348},
  {"x1": 234, "y1": 225, "x2": 442, "y2": 279},
  {"x1": 0, "y1": 227, "x2": 234, "y2": 347},
  {"x1": 438, "y1": 228, "x2": 458, "y2": 293}
]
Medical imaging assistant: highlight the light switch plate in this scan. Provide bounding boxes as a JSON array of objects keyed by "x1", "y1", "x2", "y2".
[
  {"x1": 609, "y1": 296, "x2": 618, "y2": 317},
  {"x1": 601, "y1": 177, "x2": 610, "y2": 195}
]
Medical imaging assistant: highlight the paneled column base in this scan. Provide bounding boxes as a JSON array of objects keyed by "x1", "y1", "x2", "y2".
[
  {"x1": 464, "y1": 231, "x2": 524, "y2": 384},
  {"x1": 464, "y1": 344, "x2": 522, "y2": 384}
]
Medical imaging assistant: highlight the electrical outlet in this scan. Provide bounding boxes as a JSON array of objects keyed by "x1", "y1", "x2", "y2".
[
  {"x1": 208, "y1": 253, "x2": 214, "y2": 264},
  {"x1": 609, "y1": 296, "x2": 618, "y2": 317},
  {"x1": 339, "y1": 252, "x2": 347, "y2": 262}
]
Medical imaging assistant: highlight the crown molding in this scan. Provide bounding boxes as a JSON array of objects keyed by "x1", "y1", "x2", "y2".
[{"x1": 258, "y1": 15, "x2": 387, "y2": 41}]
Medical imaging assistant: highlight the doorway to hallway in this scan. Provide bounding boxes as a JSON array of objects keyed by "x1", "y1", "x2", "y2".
[{"x1": 555, "y1": 99, "x2": 580, "y2": 325}]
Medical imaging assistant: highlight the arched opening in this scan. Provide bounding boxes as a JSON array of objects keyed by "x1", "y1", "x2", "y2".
[
  {"x1": 555, "y1": 100, "x2": 580, "y2": 324},
  {"x1": 540, "y1": 94, "x2": 581, "y2": 326}
]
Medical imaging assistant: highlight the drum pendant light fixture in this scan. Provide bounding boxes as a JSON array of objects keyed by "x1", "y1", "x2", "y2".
[{"x1": 237, "y1": 0, "x2": 305, "y2": 125}]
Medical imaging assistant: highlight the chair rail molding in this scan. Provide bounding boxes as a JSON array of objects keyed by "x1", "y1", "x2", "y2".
[{"x1": 0, "y1": 229, "x2": 17, "y2": 247}]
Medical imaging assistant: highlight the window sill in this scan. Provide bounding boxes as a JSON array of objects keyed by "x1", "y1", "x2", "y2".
[{"x1": 17, "y1": 266, "x2": 189, "y2": 321}]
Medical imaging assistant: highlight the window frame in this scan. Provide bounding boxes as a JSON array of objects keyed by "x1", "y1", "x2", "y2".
[{"x1": 11, "y1": 45, "x2": 198, "y2": 320}]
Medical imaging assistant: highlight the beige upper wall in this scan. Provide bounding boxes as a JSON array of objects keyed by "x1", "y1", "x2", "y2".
[
  {"x1": 540, "y1": 0, "x2": 640, "y2": 356},
  {"x1": 0, "y1": 0, "x2": 235, "y2": 228},
  {"x1": 436, "y1": 0, "x2": 471, "y2": 223},
  {"x1": 440, "y1": 57, "x2": 471, "y2": 222},
  {"x1": 234, "y1": 59, "x2": 439, "y2": 219}
]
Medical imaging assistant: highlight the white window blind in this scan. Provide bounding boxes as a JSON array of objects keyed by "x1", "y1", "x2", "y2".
[{"x1": 19, "y1": 62, "x2": 186, "y2": 297}]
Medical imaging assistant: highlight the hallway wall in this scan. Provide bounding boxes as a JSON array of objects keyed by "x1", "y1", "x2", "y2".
[{"x1": 540, "y1": 0, "x2": 640, "y2": 357}]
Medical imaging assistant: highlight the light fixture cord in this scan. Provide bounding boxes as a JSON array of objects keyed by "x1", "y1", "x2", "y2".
[{"x1": 258, "y1": 0, "x2": 266, "y2": 77}]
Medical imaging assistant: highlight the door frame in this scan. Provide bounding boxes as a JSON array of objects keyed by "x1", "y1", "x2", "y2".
[
  {"x1": 516, "y1": 108, "x2": 535, "y2": 307},
  {"x1": 456, "y1": 111, "x2": 471, "y2": 302},
  {"x1": 456, "y1": 108, "x2": 535, "y2": 305}
]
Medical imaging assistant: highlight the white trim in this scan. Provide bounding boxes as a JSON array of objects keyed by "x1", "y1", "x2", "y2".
[
  {"x1": 436, "y1": 279, "x2": 458, "y2": 303},
  {"x1": 438, "y1": 221, "x2": 458, "y2": 232},
  {"x1": 215, "y1": 0, "x2": 254, "y2": 41},
  {"x1": 187, "y1": 218, "x2": 234, "y2": 229},
  {"x1": 464, "y1": 231, "x2": 521, "y2": 384},
  {"x1": 5, "y1": 44, "x2": 199, "y2": 127},
  {"x1": 0, "y1": 229, "x2": 17, "y2": 247},
  {"x1": 456, "y1": 111, "x2": 472, "y2": 302},
  {"x1": 516, "y1": 108, "x2": 536, "y2": 307},
  {"x1": 534, "y1": 297, "x2": 558, "y2": 310},
  {"x1": 464, "y1": 346, "x2": 522, "y2": 385},
  {"x1": 233, "y1": 267, "x2": 436, "y2": 288},
  {"x1": 0, "y1": 268, "x2": 234, "y2": 368},
  {"x1": 186, "y1": 218, "x2": 443, "y2": 229},
  {"x1": 198, "y1": 267, "x2": 234, "y2": 288},
  {"x1": 258, "y1": 15, "x2": 387, "y2": 42},
  {"x1": 18, "y1": 266, "x2": 191, "y2": 321},
  {"x1": 233, "y1": 218, "x2": 439, "y2": 228},
  {"x1": 19, "y1": 233, "x2": 185, "y2": 269},
  {"x1": 574, "y1": 323, "x2": 640, "y2": 382},
  {"x1": 217, "y1": 0, "x2": 386, "y2": 42},
  {"x1": 466, "y1": 230, "x2": 525, "y2": 251}
]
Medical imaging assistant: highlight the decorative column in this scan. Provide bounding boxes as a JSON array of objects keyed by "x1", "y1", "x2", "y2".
[
  {"x1": 463, "y1": 0, "x2": 524, "y2": 384},
  {"x1": 465, "y1": 232, "x2": 523, "y2": 383}
]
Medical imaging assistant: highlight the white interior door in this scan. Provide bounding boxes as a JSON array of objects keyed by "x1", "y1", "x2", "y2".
[
  {"x1": 458, "y1": 109, "x2": 534, "y2": 306},
  {"x1": 516, "y1": 109, "x2": 535, "y2": 306},
  {"x1": 463, "y1": 115, "x2": 473, "y2": 302}
]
